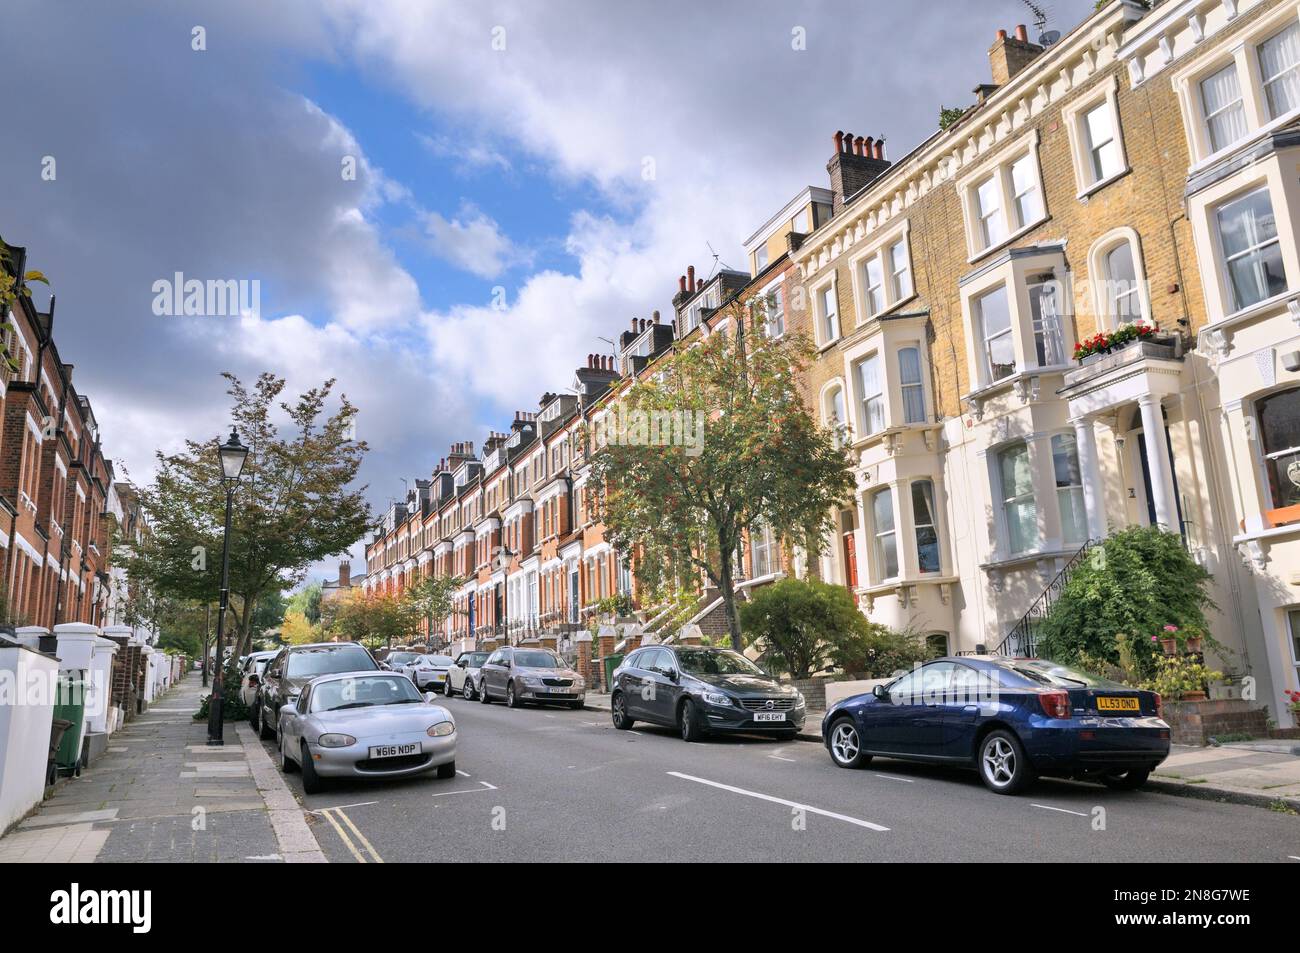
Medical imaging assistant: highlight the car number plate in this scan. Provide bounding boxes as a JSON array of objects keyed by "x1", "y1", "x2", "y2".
[
  {"x1": 753, "y1": 712, "x2": 786, "y2": 722},
  {"x1": 368, "y1": 743, "x2": 419, "y2": 759},
  {"x1": 1096, "y1": 696, "x2": 1140, "y2": 712}
]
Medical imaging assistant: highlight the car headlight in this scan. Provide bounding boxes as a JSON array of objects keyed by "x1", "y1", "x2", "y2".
[
  {"x1": 702, "y1": 690, "x2": 732, "y2": 707},
  {"x1": 794, "y1": 692, "x2": 806, "y2": 709},
  {"x1": 520, "y1": 675, "x2": 542, "y2": 686},
  {"x1": 427, "y1": 721, "x2": 455, "y2": 737},
  {"x1": 572, "y1": 677, "x2": 585, "y2": 691},
  {"x1": 317, "y1": 733, "x2": 355, "y2": 748}
]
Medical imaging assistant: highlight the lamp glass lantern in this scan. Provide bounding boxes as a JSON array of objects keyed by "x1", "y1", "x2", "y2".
[{"x1": 218, "y1": 428, "x2": 249, "y2": 481}]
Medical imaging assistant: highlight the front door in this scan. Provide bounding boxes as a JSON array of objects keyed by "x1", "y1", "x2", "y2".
[{"x1": 843, "y1": 531, "x2": 859, "y2": 604}]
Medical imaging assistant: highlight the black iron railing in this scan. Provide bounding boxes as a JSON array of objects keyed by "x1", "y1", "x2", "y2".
[{"x1": 992, "y1": 539, "x2": 1095, "y2": 658}]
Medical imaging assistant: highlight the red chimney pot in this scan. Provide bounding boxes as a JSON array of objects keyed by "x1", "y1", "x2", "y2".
[
  {"x1": 1015, "y1": 23, "x2": 1028, "y2": 42},
  {"x1": 997, "y1": 28, "x2": 1007, "y2": 40}
]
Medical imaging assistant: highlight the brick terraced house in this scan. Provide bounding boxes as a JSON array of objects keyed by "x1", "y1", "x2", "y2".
[{"x1": 1, "y1": 243, "x2": 126, "y2": 632}]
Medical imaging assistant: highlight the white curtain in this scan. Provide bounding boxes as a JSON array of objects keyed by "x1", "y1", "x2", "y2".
[
  {"x1": 1200, "y1": 64, "x2": 1248, "y2": 151},
  {"x1": 1260, "y1": 22, "x2": 1300, "y2": 119}
]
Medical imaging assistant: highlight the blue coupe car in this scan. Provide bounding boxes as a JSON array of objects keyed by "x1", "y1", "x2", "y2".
[{"x1": 821, "y1": 656, "x2": 1170, "y2": 794}]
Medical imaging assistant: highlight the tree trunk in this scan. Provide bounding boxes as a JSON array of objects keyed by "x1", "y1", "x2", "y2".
[{"x1": 718, "y1": 549, "x2": 743, "y2": 652}]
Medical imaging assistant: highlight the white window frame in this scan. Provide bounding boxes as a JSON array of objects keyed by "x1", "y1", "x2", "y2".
[
  {"x1": 975, "y1": 284, "x2": 1016, "y2": 384},
  {"x1": 1258, "y1": 19, "x2": 1300, "y2": 122},
  {"x1": 1213, "y1": 183, "x2": 1289, "y2": 313},
  {"x1": 956, "y1": 130, "x2": 1047, "y2": 261},
  {"x1": 1063, "y1": 74, "x2": 1129, "y2": 198},
  {"x1": 1088, "y1": 227, "x2": 1154, "y2": 329},
  {"x1": 854, "y1": 353, "x2": 885, "y2": 436},
  {"x1": 847, "y1": 221, "x2": 914, "y2": 327},
  {"x1": 820, "y1": 378, "x2": 849, "y2": 448},
  {"x1": 996, "y1": 441, "x2": 1039, "y2": 557},
  {"x1": 870, "y1": 486, "x2": 898, "y2": 582},
  {"x1": 812, "y1": 275, "x2": 840, "y2": 347},
  {"x1": 897, "y1": 345, "x2": 926, "y2": 425},
  {"x1": 755, "y1": 279, "x2": 785, "y2": 338}
]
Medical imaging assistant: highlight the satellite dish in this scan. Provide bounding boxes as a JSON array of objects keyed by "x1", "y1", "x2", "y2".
[{"x1": 1039, "y1": 29, "x2": 1061, "y2": 46}]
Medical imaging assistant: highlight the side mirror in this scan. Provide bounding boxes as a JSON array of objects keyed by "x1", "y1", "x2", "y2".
[
  {"x1": 458, "y1": 659, "x2": 468, "y2": 668},
  {"x1": 424, "y1": 692, "x2": 439, "y2": 703},
  {"x1": 248, "y1": 674, "x2": 260, "y2": 686},
  {"x1": 664, "y1": 668, "x2": 679, "y2": 682},
  {"x1": 872, "y1": 684, "x2": 888, "y2": 700}
]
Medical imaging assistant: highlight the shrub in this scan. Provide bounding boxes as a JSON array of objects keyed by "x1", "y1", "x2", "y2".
[
  {"x1": 193, "y1": 658, "x2": 250, "y2": 722},
  {"x1": 1036, "y1": 527, "x2": 1215, "y2": 680},
  {"x1": 740, "y1": 578, "x2": 845, "y2": 678},
  {"x1": 831, "y1": 625, "x2": 932, "y2": 679},
  {"x1": 1142, "y1": 655, "x2": 1223, "y2": 700}
]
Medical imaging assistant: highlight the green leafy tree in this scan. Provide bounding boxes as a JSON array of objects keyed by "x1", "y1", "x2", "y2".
[
  {"x1": 403, "y1": 575, "x2": 464, "y2": 644},
  {"x1": 590, "y1": 304, "x2": 854, "y2": 650},
  {"x1": 1037, "y1": 527, "x2": 1216, "y2": 678},
  {"x1": 121, "y1": 372, "x2": 371, "y2": 660},
  {"x1": 286, "y1": 582, "x2": 323, "y2": 625}
]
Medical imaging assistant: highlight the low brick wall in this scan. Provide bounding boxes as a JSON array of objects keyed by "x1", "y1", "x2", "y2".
[{"x1": 1162, "y1": 698, "x2": 1270, "y2": 746}]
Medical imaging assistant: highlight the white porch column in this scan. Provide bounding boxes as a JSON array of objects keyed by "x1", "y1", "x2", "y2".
[
  {"x1": 1071, "y1": 416, "x2": 1107, "y2": 541},
  {"x1": 1138, "y1": 394, "x2": 1177, "y2": 530}
]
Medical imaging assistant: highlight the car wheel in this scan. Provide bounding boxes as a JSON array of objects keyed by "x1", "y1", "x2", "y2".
[
  {"x1": 611, "y1": 691, "x2": 634, "y2": 730},
  {"x1": 979, "y1": 729, "x2": 1035, "y2": 795},
  {"x1": 436, "y1": 760, "x2": 456, "y2": 780},
  {"x1": 1100, "y1": 767, "x2": 1151, "y2": 791},
  {"x1": 506, "y1": 682, "x2": 520, "y2": 709},
  {"x1": 568, "y1": 701, "x2": 584, "y2": 710},
  {"x1": 463, "y1": 678, "x2": 476, "y2": 701},
  {"x1": 479, "y1": 681, "x2": 491, "y2": 704},
  {"x1": 300, "y1": 742, "x2": 323, "y2": 795},
  {"x1": 249, "y1": 701, "x2": 261, "y2": 732},
  {"x1": 279, "y1": 731, "x2": 297, "y2": 773},
  {"x1": 444, "y1": 678, "x2": 453, "y2": 698},
  {"x1": 257, "y1": 703, "x2": 274, "y2": 741},
  {"x1": 679, "y1": 698, "x2": 706, "y2": 742},
  {"x1": 828, "y1": 718, "x2": 871, "y2": 768}
]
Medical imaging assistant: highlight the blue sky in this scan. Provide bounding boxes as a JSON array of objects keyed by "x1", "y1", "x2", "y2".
[{"x1": 1, "y1": 0, "x2": 1098, "y2": 582}]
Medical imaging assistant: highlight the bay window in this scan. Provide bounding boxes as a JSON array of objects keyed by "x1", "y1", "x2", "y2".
[
  {"x1": 1259, "y1": 21, "x2": 1300, "y2": 121},
  {"x1": 1257, "y1": 387, "x2": 1300, "y2": 510},
  {"x1": 911, "y1": 480, "x2": 940, "y2": 574},
  {"x1": 1051, "y1": 434, "x2": 1087, "y2": 545},
  {"x1": 1028, "y1": 278, "x2": 1067, "y2": 367},
  {"x1": 856, "y1": 354, "x2": 885, "y2": 435},
  {"x1": 976, "y1": 285, "x2": 1015, "y2": 382},
  {"x1": 898, "y1": 346, "x2": 926, "y2": 424},
  {"x1": 1200, "y1": 63, "x2": 1248, "y2": 153},
  {"x1": 871, "y1": 487, "x2": 898, "y2": 580},
  {"x1": 1215, "y1": 186, "x2": 1288, "y2": 311},
  {"x1": 998, "y1": 442, "x2": 1037, "y2": 555}
]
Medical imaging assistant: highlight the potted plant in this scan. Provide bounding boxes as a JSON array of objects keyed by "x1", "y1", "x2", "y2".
[
  {"x1": 1158, "y1": 625, "x2": 1179, "y2": 656},
  {"x1": 1072, "y1": 321, "x2": 1158, "y2": 363},
  {"x1": 1284, "y1": 689, "x2": 1300, "y2": 727}
]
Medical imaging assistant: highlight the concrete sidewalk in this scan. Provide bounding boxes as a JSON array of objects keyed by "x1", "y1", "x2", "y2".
[{"x1": 0, "y1": 671, "x2": 326, "y2": 863}]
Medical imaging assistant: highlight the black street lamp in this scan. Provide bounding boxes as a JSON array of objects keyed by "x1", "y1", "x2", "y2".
[{"x1": 206, "y1": 427, "x2": 249, "y2": 746}]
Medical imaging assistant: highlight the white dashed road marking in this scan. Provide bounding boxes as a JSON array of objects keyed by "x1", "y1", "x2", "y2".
[
  {"x1": 667, "y1": 771, "x2": 889, "y2": 832},
  {"x1": 1032, "y1": 803, "x2": 1089, "y2": 817}
]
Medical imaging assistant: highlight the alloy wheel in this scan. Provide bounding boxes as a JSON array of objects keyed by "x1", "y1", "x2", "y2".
[
  {"x1": 982, "y1": 737, "x2": 1016, "y2": 788},
  {"x1": 831, "y1": 723, "x2": 859, "y2": 765}
]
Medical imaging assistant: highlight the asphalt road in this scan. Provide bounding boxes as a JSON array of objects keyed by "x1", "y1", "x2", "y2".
[{"x1": 260, "y1": 696, "x2": 1300, "y2": 863}]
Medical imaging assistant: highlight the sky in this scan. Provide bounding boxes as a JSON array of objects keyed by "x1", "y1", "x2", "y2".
[{"x1": 1, "y1": 0, "x2": 1096, "y2": 585}]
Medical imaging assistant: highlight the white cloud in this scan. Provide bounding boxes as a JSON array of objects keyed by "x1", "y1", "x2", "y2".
[{"x1": 421, "y1": 202, "x2": 523, "y2": 279}]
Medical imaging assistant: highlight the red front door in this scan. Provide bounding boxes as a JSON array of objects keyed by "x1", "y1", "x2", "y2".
[{"x1": 843, "y1": 531, "x2": 859, "y2": 605}]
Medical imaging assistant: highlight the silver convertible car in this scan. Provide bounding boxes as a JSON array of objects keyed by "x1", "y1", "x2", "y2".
[{"x1": 277, "y1": 672, "x2": 457, "y2": 794}]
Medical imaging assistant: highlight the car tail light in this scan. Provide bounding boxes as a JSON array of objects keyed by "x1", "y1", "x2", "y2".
[
  {"x1": 1038, "y1": 691, "x2": 1070, "y2": 719},
  {"x1": 1153, "y1": 692, "x2": 1163, "y2": 718}
]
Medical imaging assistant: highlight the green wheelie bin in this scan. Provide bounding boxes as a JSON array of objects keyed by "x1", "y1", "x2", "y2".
[{"x1": 52, "y1": 673, "x2": 87, "y2": 777}]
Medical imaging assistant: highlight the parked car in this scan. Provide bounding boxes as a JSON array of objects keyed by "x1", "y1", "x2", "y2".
[
  {"x1": 445, "y1": 651, "x2": 490, "y2": 700},
  {"x1": 256, "y1": 641, "x2": 379, "y2": 742},
  {"x1": 479, "y1": 646, "x2": 586, "y2": 709},
  {"x1": 277, "y1": 672, "x2": 457, "y2": 794},
  {"x1": 407, "y1": 654, "x2": 455, "y2": 691},
  {"x1": 384, "y1": 651, "x2": 421, "y2": 676},
  {"x1": 821, "y1": 656, "x2": 1171, "y2": 795},
  {"x1": 609, "y1": 645, "x2": 804, "y2": 741},
  {"x1": 240, "y1": 650, "x2": 279, "y2": 710}
]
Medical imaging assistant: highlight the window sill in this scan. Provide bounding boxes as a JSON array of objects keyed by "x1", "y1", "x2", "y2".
[
  {"x1": 856, "y1": 292, "x2": 919, "y2": 330},
  {"x1": 1201, "y1": 289, "x2": 1299, "y2": 338},
  {"x1": 1076, "y1": 166, "x2": 1131, "y2": 201},
  {"x1": 967, "y1": 215, "x2": 1051, "y2": 266}
]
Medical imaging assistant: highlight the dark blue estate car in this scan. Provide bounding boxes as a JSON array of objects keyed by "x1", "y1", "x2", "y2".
[{"x1": 821, "y1": 656, "x2": 1170, "y2": 795}]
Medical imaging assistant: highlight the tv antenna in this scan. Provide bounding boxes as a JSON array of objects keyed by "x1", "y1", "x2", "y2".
[
  {"x1": 1021, "y1": 0, "x2": 1059, "y2": 46},
  {"x1": 705, "y1": 241, "x2": 734, "y2": 277}
]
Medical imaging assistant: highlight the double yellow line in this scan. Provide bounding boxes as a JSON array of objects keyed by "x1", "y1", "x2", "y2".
[{"x1": 319, "y1": 807, "x2": 384, "y2": 863}]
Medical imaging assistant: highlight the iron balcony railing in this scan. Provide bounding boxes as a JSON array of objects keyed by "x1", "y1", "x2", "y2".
[{"x1": 992, "y1": 538, "x2": 1095, "y2": 658}]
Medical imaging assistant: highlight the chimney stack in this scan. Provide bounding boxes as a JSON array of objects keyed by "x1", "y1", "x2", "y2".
[
  {"x1": 826, "y1": 125, "x2": 892, "y2": 213},
  {"x1": 989, "y1": 24, "x2": 1043, "y2": 86},
  {"x1": 339, "y1": 561, "x2": 351, "y2": 589},
  {"x1": 687, "y1": 264, "x2": 695, "y2": 289}
]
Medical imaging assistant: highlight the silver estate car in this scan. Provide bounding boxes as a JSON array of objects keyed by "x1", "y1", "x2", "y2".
[
  {"x1": 277, "y1": 672, "x2": 457, "y2": 794},
  {"x1": 479, "y1": 646, "x2": 586, "y2": 709}
]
